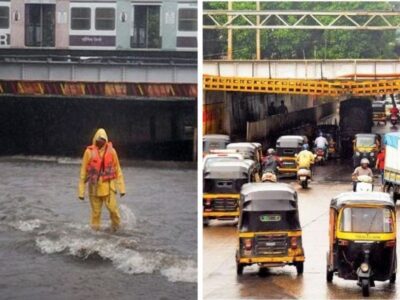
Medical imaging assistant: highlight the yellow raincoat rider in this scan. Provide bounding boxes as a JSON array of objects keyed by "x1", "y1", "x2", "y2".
[
  {"x1": 78, "y1": 128, "x2": 126, "y2": 231},
  {"x1": 296, "y1": 144, "x2": 315, "y2": 169}
]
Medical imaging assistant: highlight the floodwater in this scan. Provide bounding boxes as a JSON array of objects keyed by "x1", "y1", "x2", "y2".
[
  {"x1": 0, "y1": 158, "x2": 197, "y2": 300},
  {"x1": 203, "y1": 122, "x2": 400, "y2": 299}
]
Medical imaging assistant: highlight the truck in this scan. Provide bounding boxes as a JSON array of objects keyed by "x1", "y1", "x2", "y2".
[
  {"x1": 339, "y1": 98, "x2": 373, "y2": 158},
  {"x1": 383, "y1": 132, "x2": 400, "y2": 203}
]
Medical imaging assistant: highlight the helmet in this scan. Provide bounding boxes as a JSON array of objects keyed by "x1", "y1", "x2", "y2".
[
  {"x1": 302, "y1": 144, "x2": 309, "y2": 150},
  {"x1": 267, "y1": 148, "x2": 275, "y2": 155},
  {"x1": 361, "y1": 158, "x2": 370, "y2": 165}
]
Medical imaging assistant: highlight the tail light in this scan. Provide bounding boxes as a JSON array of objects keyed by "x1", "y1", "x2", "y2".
[
  {"x1": 244, "y1": 239, "x2": 253, "y2": 251},
  {"x1": 385, "y1": 240, "x2": 396, "y2": 248},
  {"x1": 290, "y1": 236, "x2": 298, "y2": 249}
]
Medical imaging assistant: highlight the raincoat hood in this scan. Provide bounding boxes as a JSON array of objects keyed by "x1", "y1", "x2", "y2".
[{"x1": 92, "y1": 128, "x2": 109, "y2": 145}]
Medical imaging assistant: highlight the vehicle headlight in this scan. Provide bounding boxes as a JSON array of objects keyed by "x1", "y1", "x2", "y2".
[
  {"x1": 370, "y1": 152, "x2": 375, "y2": 157},
  {"x1": 360, "y1": 263, "x2": 369, "y2": 273},
  {"x1": 356, "y1": 152, "x2": 360, "y2": 156}
]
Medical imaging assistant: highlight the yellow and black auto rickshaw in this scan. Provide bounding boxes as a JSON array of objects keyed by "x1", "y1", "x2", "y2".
[
  {"x1": 227, "y1": 142, "x2": 263, "y2": 177},
  {"x1": 236, "y1": 183, "x2": 305, "y2": 275},
  {"x1": 203, "y1": 134, "x2": 231, "y2": 156},
  {"x1": 276, "y1": 135, "x2": 305, "y2": 175},
  {"x1": 203, "y1": 160, "x2": 256, "y2": 226},
  {"x1": 372, "y1": 101, "x2": 387, "y2": 125},
  {"x1": 352, "y1": 133, "x2": 380, "y2": 168},
  {"x1": 326, "y1": 192, "x2": 396, "y2": 297}
]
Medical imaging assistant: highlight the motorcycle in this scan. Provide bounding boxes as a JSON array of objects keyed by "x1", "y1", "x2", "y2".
[
  {"x1": 261, "y1": 171, "x2": 277, "y2": 183},
  {"x1": 297, "y1": 168, "x2": 312, "y2": 189},
  {"x1": 315, "y1": 148, "x2": 326, "y2": 165},
  {"x1": 354, "y1": 175, "x2": 374, "y2": 192}
]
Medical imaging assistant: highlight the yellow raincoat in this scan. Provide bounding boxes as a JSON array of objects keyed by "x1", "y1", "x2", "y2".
[
  {"x1": 78, "y1": 129, "x2": 126, "y2": 230},
  {"x1": 296, "y1": 150, "x2": 315, "y2": 169}
]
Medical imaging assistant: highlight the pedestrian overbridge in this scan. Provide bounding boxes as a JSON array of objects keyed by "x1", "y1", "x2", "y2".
[{"x1": 203, "y1": 59, "x2": 400, "y2": 96}]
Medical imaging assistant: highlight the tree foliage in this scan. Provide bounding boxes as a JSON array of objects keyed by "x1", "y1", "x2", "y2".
[{"x1": 203, "y1": 1, "x2": 398, "y2": 59}]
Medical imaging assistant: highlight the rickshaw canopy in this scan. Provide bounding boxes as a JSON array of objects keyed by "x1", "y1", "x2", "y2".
[{"x1": 330, "y1": 192, "x2": 394, "y2": 211}]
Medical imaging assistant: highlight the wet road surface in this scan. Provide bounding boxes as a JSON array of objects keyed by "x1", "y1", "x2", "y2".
[
  {"x1": 0, "y1": 158, "x2": 197, "y2": 300},
  {"x1": 203, "y1": 123, "x2": 400, "y2": 299}
]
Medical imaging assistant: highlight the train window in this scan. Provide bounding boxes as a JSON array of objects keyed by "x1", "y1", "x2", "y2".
[
  {"x1": 178, "y1": 9, "x2": 197, "y2": 31},
  {"x1": 71, "y1": 7, "x2": 91, "y2": 30},
  {"x1": 132, "y1": 5, "x2": 161, "y2": 48},
  {"x1": 0, "y1": 6, "x2": 9, "y2": 29},
  {"x1": 95, "y1": 8, "x2": 115, "y2": 30}
]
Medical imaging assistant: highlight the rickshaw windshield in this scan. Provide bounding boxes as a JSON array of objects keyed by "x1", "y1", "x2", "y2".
[
  {"x1": 340, "y1": 207, "x2": 394, "y2": 233},
  {"x1": 356, "y1": 137, "x2": 376, "y2": 148},
  {"x1": 240, "y1": 210, "x2": 301, "y2": 232}
]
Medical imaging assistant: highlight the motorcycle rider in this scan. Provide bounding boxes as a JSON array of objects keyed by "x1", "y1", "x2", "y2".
[
  {"x1": 262, "y1": 148, "x2": 282, "y2": 174},
  {"x1": 352, "y1": 158, "x2": 373, "y2": 192},
  {"x1": 314, "y1": 132, "x2": 329, "y2": 160},
  {"x1": 296, "y1": 144, "x2": 315, "y2": 171}
]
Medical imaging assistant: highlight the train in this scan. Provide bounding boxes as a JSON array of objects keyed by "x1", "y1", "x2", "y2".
[{"x1": 0, "y1": 0, "x2": 197, "y2": 55}]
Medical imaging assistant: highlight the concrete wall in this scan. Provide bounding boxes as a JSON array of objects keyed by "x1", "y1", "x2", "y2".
[
  {"x1": 0, "y1": 96, "x2": 196, "y2": 161},
  {"x1": 246, "y1": 102, "x2": 337, "y2": 143},
  {"x1": 203, "y1": 91, "x2": 312, "y2": 138}
]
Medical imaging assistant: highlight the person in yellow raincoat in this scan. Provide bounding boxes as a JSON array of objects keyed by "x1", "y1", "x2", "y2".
[
  {"x1": 78, "y1": 128, "x2": 126, "y2": 231},
  {"x1": 296, "y1": 144, "x2": 315, "y2": 169}
]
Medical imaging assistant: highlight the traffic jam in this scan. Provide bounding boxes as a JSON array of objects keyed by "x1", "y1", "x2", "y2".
[{"x1": 203, "y1": 96, "x2": 400, "y2": 298}]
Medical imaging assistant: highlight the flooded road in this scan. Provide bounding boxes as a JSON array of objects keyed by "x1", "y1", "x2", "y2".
[
  {"x1": 203, "y1": 123, "x2": 400, "y2": 299},
  {"x1": 0, "y1": 158, "x2": 197, "y2": 300}
]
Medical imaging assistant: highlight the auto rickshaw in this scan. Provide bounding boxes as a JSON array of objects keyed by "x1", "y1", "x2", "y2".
[
  {"x1": 203, "y1": 160, "x2": 256, "y2": 226},
  {"x1": 352, "y1": 133, "x2": 380, "y2": 168},
  {"x1": 203, "y1": 134, "x2": 230, "y2": 156},
  {"x1": 276, "y1": 135, "x2": 305, "y2": 175},
  {"x1": 326, "y1": 192, "x2": 396, "y2": 297},
  {"x1": 236, "y1": 183, "x2": 305, "y2": 275},
  {"x1": 227, "y1": 142, "x2": 262, "y2": 176},
  {"x1": 316, "y1": 124, "x2": 340, "y2": 159},
  {"x1": 372, "y1": 101, "x2": 387, "y2": 125}
]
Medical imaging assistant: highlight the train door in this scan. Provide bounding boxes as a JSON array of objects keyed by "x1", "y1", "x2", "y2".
[
  {"x1": 132, "y1": 5, "x2": 161, "y2": 48},
  {"x1": 25, "y1": 4, "x2": 55, "y2": 47}
]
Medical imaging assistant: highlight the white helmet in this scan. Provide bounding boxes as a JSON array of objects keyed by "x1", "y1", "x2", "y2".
[
  {"x1": 361, "y1": 158, "x2": 370, "y2": 165},
  {"x1": 267, "y1": 148, "x2": 275, "y2": 155}
]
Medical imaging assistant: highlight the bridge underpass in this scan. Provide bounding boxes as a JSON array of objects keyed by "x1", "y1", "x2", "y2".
[
  {"x1": 0, "y1": 57, "x2": 197, "y2": 161},
  {"x1": 203, "y1": 59, "x2": 400, "y2": 144}
]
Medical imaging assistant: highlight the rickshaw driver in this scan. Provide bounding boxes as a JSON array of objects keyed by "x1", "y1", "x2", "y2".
[{"x1": 262, "y1": 148, "x2": 282, "y2": 174}]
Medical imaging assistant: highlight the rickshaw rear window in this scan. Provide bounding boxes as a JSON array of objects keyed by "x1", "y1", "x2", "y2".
[
  {"x1": 356, "y1": 137, "x2": 376, "y2": 148},
  {"x1": 204, "y1": 141, "x2": 228, "y2": 152},
  {"x1": 240, "y1": 210, "x2": 301, "y2": 232},
  {"x1": 340, "y1": 207, "x2": 393, "y2": 233}
]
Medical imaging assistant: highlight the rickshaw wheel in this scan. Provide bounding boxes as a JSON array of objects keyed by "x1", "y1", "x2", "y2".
[
  {"x1": 361, "y1": 279, "x2": 370, "y2": 297},
  {"x1": 295, "y1": 262, "x2": 304, "y2": 275},
  {"x1": 390, "y1": 273, "x2": 396, "y2": 284},
  {"x1": 203, "y1": 218, "x2": 209, "y2": 227},
  {"x1": 301, "y1": 181, "x2": 308, "y2": 189},
  {"x1": 326, "y1": 266, "x2": 333, "y2": 283},
  {"x1": 236, "y1": 263, "x2": 244, "y2": 275}
]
